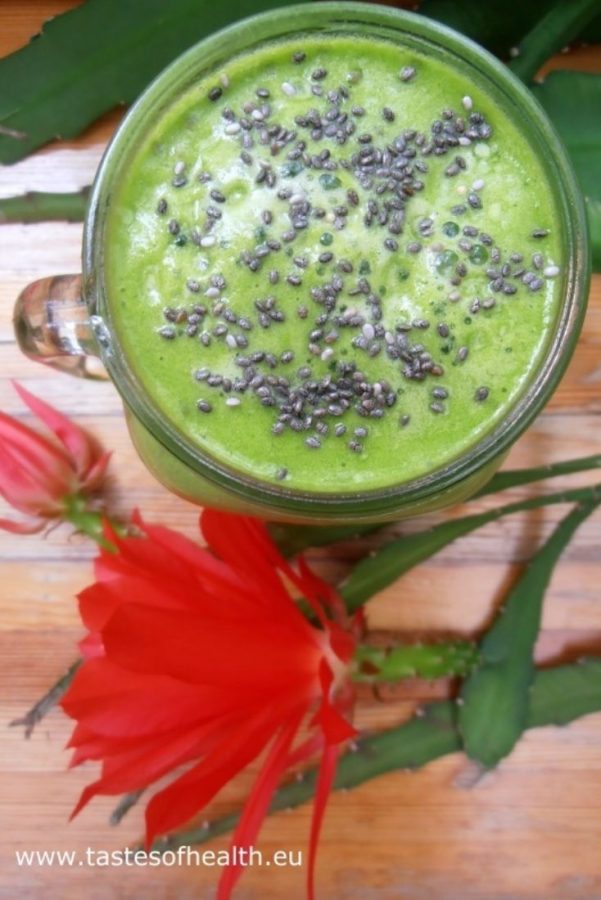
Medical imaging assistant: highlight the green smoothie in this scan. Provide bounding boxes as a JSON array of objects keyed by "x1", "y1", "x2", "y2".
[{"x1": 105, "y1": 33, "x2": 562, "y2": 494}]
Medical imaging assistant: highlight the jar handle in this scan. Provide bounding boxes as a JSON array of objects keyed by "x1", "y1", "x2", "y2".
[{"x1": 13, "y1": 274, "x2": 108, "y2": 380}]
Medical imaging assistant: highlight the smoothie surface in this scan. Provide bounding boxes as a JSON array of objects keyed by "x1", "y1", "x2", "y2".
[{"x1": 105, "y1": 32, "x2": 563, "y2": 493}]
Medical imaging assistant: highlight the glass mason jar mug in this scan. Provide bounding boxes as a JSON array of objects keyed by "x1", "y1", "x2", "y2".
[{"x1": 14, "y1": 2, "x2": 589, "y2": 524}]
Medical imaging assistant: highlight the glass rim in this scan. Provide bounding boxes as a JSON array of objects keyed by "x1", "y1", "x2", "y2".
[{"x1": 83, "y1": 0, "x2": 590, "y2": 517}]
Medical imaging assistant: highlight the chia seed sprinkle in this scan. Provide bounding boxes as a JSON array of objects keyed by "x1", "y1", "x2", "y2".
[{"x1": 147, "y1": 50, "x2": 550, "y2": 470}]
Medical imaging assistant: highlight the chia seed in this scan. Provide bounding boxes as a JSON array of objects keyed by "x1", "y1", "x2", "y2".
[{"x1": 158, "y1": 326, "x2": 176, "y2": 339}]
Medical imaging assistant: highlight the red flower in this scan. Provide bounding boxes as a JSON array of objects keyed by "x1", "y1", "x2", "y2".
[
  {"x1": 0, "y1": 382, "x2": 110, "y2": 533},
  {"x1": 62, "y1": 510, "x2": 358, "y2": 899}
]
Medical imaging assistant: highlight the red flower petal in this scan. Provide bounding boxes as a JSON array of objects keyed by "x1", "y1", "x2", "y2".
[
  {"x1": 69, "y1": 723, "x2": 217, "y2": 819},
  {"x1": 62, "y1": 658, "x2": 253, "y2": 739},
  {"x1": 81, "y1": 450, "x2": 112, "y2": 491},
  {"x1": 144, "y1": 706, "x2": 283, "y2": 848},
  {"x1": 13, "y1": 381, "x2": 99, "y2": 477},
  {"x1": 0, "y1": 443, "x2": 64, "y2": 513},
  {"x1": 217, "y1": 709, "x2": 305, "y2": 900},
  {"x1": 0, "y1": 515, "x2": 46, "y2": 534},
  {"x1": 94, "y1": 521, "x2": 265, "y2": 618},
  {"x1": 101, "y1": 603, "x2": 322, "y2": 691},
  {"x1": 201, "y1": 510, "x2": 296, "y2": 605},
  {"x1": 307, "y1": 744, "x2": 339, "y2": 900},
  {"x1": 0, "y1": 408, "x2": 71, "y2": 477}
]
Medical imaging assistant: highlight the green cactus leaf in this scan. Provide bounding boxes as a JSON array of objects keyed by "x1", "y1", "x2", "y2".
[
  {"x1": 508, "y1": 0, "x2": 601, "y2": 84},
  {"x1": 0, "y1": 189, "x2": 90, "y2": 223},
  {"x1": 418, "y1": 0, "x2": 555, "y2": 58},
  {"x1": 531, "y1": 71, "x2": 601, "y2": 270},
  {"x1": 339, "y1": 485, "x2": 601, "y2": 613},
  {"x1": 476, "y1": 454, "x2": 601, "y2": 497},
  {"x1": 0, "y1": 0, "x2": 299, "y2": 164},
  {"x1": 528, "y1": 659, "x2": 601, "y2": 727},
  {"x1": 270, "y1": 522, "x2": 382, "y2": 558},
  {"x1": 353, "y1": 640, "x2": 480, "y2": 682},
  {"x1": 458, "y1": 497, "x2": 601, "y2": 768}
]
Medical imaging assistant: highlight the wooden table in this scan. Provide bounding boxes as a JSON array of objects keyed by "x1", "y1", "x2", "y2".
[{"x1": 1, "y1": 4, "x2": 600, "y2": 897}]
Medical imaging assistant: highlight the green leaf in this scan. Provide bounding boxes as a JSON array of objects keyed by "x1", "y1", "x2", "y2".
[
  {"x1": 532, "y1": 71, "x2": 601, "y2": 269},
  {"x1": 0, "y1": 0, "x2": 298, "y2": 164},
  {"x1": 353, "y1": 640, "x2": 480, "y2": 682},
  {"x1": 153, "y1": 658, "x2": 601, "y2": 851},
  {"x1": 339, "y1": 484, "x2": 601, "y2": 613},
  {"x1": 270, "y1": 522, "x2": 381, "y2": 557},
  {"x1": 508, "y1": 0, "x2": 601, "y2": 84},
  {"x1": 528, "y1": 659, "x2": 601, "y2": 727},
  {"x1": 109, "y1": 790, "x2": 145, "y2": 826},
  {"x1": 9, "y1": 660, "x2": 81, "y2": 738},
  {"x1": 419, "y1": 0, "x2": 555, "y2": 58},
  {"x1": 582, "y1": 12, "x2": 601, "y2": 43},
  {"x1": 459, "y1": 497, "x2": 601, "y2": 768},
  {"x1": 0, "y1": 189, "x2": 90, "y2": 224},
  {"x1": 476, "y1": 453, "x2": 601, "y2": 497}
]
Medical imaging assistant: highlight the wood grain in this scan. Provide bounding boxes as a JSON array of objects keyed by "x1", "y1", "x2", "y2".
[{"x1": 1, "y1": 6, "x2": 600, "y2": 898}]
